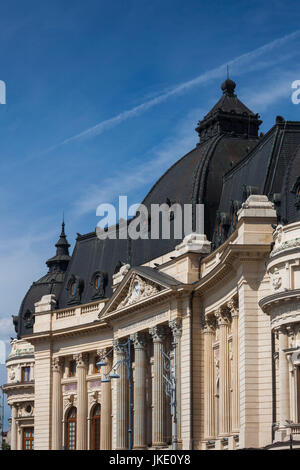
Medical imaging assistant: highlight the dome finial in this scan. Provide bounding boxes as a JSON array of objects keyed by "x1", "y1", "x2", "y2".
[
  {"x1": 221, "y1": 66, "x2": 236, "y2": 96},
  {"x1": 61, "y1": 212, "x2": 65, "y2": 236}
]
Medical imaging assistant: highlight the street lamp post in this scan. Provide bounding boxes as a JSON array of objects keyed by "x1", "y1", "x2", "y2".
[
  {"x1": 96, "y1": 338, "x2": 133, "y2": 450},
  {"x1": 162, "y1": 338, "x2": 178, "y2": 450}
]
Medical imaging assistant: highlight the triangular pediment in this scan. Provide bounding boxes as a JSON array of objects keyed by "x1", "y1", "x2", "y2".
[{"x1": 101, "y1": 266, "x2": 180, "y2": 317}]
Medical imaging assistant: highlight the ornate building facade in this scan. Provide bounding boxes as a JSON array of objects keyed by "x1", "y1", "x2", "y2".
[{"x1": 4, "y1": 78, "x2": 300, "y2": 450}]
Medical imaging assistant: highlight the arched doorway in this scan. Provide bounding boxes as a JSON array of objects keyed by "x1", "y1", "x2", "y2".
[
  {"x1": 91, "y1": 404, "x2": 101, "y2": 450},
  {"x1": 66, "y1": 407, "x2": 77, "y2": 450}
]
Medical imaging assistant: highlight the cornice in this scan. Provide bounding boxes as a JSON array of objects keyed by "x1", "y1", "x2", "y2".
[
  {"x1": 23, "y1": 320, "x2": 110, "y2": 343},
  {"x1": 2, "y1": 381, "x2": 34, "y2": 392},
  {"x1": 194, "y1": 243, "x2": 270, "y2": 295},
  {"x1": 259, "y1": 288, "x2": 300, "y2": 313}
]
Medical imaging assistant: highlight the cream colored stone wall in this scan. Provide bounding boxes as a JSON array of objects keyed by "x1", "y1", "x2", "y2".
[
  {"x1": 34, "y1": 343, "x2": 52, "y2": 450},
  {"x1": 7, "y1": 194, "x2": 293, "y2": 450}
]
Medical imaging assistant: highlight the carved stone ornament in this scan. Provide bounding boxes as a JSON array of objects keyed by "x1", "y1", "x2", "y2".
[
  {"x1": 169, "y1": 318, "x2": 182, "y2": 338},
  {"x1": 227, "y1": 298, "x2": 239, "y2": 317},
  {"x1": 215, "y1": 307, "x2": 230, "y2": 326},
  {"x1": 149, "y1": 325, "x2": 167, "y2": 342},
  {"x1": 130, "y1": 331, "x2": 147, "y2": 349},
  {"x1": 52, "y1": 356, "x2": 63, "y2": 372},
  {"x1": 73, "y1": 352, "x2": 88, "y2": 368},
  {"x1": 96, "y1": 347, "x2": 111, "y2": 363},
  {"x1": 63, "y1": 394, "x2": 77, "y2": 411},
  {"x1": 271, "y1": 223, "x2": 300, "y2": 257},
  {"x1": 203, "y1": 316, "x2": 216, "y2": 333},
  {"x1": 89, "y1": 391, "x2": 99, "y2": 407},
  {"x1": 118, "y1": 275, "x2": 163, "y2": 309},
  {"x1": 271, "y1": 268, "x2": 282, "y2": 290},
  {"x1": 9, "y1": 367, "x2": 16, "y2": 382}
]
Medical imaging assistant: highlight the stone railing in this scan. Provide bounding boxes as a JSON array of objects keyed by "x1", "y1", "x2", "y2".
[
  {"x1": 55, "y1": 301, "x2": 101, "y2": 320},
  {"x1": 56, "y1": 308, "x2": 76, "y2": 319}
]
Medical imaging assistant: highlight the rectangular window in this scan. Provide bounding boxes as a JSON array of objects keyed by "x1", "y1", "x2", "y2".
[
  {"x1": 94, "y1": 357, "x2": 101, "y2": 374},
  {"x1": 69, "y1": 360, "x2": 76, "y2": 377},
  {"x1": 21, "y1": 366, "x2": 30, "y2": 382},
  {"x1": 23, "y1": 427, "x2": 34, "y2": 450}
]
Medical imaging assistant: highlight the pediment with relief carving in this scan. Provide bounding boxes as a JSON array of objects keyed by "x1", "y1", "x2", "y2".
[
  {"x1": 102, "y1": 272, "x2": 169, "y2": 317},
  {"x1": 118, "y1": 274, "x2": 164, "y2": 309}
]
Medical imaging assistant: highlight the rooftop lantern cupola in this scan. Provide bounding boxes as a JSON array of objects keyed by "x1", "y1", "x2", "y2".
[
  {"x1": 195, "y1": 78, "x2": 262, "y2": 142},
  {"x1": 46, "y1": 220, "x2": 71, "y2": 273}
]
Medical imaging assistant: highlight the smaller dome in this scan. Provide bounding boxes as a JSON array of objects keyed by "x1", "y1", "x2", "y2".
[{"x1": 221, "y1": 78, "x2": 236, "y2": 96}]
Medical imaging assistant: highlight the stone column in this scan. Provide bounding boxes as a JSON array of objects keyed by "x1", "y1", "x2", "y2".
[
  {"x1": 203, "y1": 316, "x2": 216, "y2": 439},
  {"x1": 17, "y1": 424, "x2": 22, "y2": 450},
  {"x1": 98, "y1": 348, "x2": 112, "y2": 449},
  {"x1": 215, "y1": 307, "x2": 231, "y2": 436},
  {"x1": 51, "y1": 357, "x2": 63, "y2": 450},
  {"x1": 131, "y1": 332, "x2": 148, "y2": 449},
  {"x1": 115, "y1": 340, "x2": 129, "y2": 450},
  {"x1": 278, "y1": 326, "x2": 290, "y2": 431},
  {"x1": 169, "y1": 318, "x2": 182, "y2": 445},
  {"x1": 10, "y1": 405, "x2": 18, "y2": 450},
  {"x1": 149, "y1": 325, "x2": 167, "y2": 447},
  {"x1": 74, "y1": 353, "x2": 88, "y2": 450},
  {"x1": 227, "y1": 299, "x2": 239, "y2": 433}
]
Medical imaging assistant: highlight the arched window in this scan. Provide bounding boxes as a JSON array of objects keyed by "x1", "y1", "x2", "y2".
[
  {"x1": 66, "y1": 407, "x2": 77, "y2": 450},
  {"x1": 91, "y1": 404, "x2": 101, "y2": 450}
]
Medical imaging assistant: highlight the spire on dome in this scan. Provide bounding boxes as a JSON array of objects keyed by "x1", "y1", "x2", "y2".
[{"x1": 46, "y1": 218, "x2": 71, "y2": 273}]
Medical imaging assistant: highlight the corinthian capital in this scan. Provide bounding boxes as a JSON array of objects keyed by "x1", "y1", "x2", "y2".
[
  {"x1": 73, "y1": 352, "x2": 88, "y2": 368},
  {"x1": 203, "y1": 315, "x2": 216, "y2": 334},
  {"x1": 52, "y1": 356, "x2": 63, "y2": 372},
  {"x1": 215, "y1": 307, "x2": 230, "y2": 326},
  {"x1": 169, "y1": 318, "x2": 182, "y2": 338},
  {"x1": 149, "y1": 324, "x2": 167, "y2": 342},
  {"x1": 227, "y1": 298, "x2": 239, "y2": 318},
  {"x1": 113, "y1": 339, "x2": 127, "y2": 355},
  {"x1": 130, "y1": 331, "x2": 147, "y2": 349}
]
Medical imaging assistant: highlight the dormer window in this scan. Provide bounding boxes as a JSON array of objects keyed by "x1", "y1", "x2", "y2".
[
  {"x1": 71, "y1": 282, "x2": 77, "y2": 295},
  {"x1": 94, "y1": 276, "x2": 101, "y2": 290},
  {"x1": 67, "y1": 275, "x2": 84, "y2": 305},
  {"x1": 90, "y1": 271, "x2": 107, "y2": 300},
  {"x1": 23, "y1": 310, "x2": 34, "y2": 329}
]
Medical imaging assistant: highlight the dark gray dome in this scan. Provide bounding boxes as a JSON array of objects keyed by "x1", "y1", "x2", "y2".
[{"x1": 14, "y1": 222, "x2": 71, "y2": 338}]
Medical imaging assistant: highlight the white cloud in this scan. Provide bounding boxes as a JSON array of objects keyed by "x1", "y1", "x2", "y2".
[
  {"x1": 43, "y1": 29, "x2": 300, "y2": 152},
  {"x1": 73, "y1": 109, "x2": 200, "y2": 216},
  {"x1": 243, "y1": 69, "x2": 300, "y2": 111},
  {"x1": 0, "y1": 231, "x2": 55, "y2": 340}
]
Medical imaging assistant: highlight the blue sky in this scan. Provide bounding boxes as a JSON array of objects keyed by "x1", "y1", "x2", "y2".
[{"x1": 2, "y1": 0, "x2": 300, "y2": 426}]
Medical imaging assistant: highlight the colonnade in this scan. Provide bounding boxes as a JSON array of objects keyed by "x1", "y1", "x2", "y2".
[{"x1": 50, "y1": 319, "x2": 181, "y2": 450}]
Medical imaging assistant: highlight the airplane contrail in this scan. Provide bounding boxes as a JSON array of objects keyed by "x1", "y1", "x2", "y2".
[{"x1": 42, "y1": 29, "x2": 300, "y2": 152}]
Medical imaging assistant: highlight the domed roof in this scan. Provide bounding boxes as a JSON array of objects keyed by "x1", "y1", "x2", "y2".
[
  {"x1": 15, "y1": 79, "x2": 262, "y2": 327},
  {"x1": 14, "y1": 222, "x2": 71, "y2": 338},
  {"x1": 281, "y1": 144, "x2": 300, "y2": 224}
]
